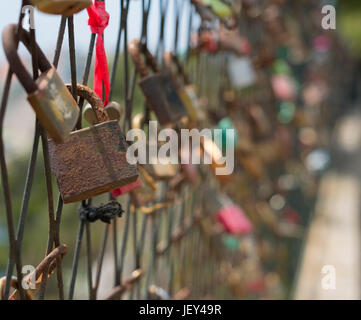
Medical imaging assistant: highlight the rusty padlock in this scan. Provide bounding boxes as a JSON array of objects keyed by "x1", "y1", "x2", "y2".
[
  {"x1": 2, "y1": 24, "x2": 79, "y2": 144},
  {"x1": 128, "y1": 40, "x2": 188, "y2": 126},
  {"x1": 48, "y1": 84, "x2": 138, "y2": 203},
  {"x1": 31, "y1": 0, "x2": 91, "y2": 16},
  {"x1": 163, "y1": 52, "x2": 204, "y2": 124}
]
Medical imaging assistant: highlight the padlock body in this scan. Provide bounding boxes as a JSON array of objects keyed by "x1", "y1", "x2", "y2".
[
  {"x1": 139, "y1": 73, "x2": 187, "y2": 125},
  {"x1": 185, "y1": 85, "x2": 203, "y2": 119},
  {"x1": 27, "y1": 67, "x2": 79, "y2": 144},
  {"x1": 49, "y1": 120, "x2": 138, "y2": 203},
  {"x1": 202, "y1": 136, "x2": 227, "y2": 173},
  {"x1": 217, "y1": 205, "x2": 253, "y2": 235},
  {"x1": 178, "y1": 89, "x2": 198, "y2": 123},
  {"x1": 227, "y1": 56, "x2": 256, "y2": 89},
  {"x1": 146, "y1": 162, "x2": 178, "y2": 181},
  {"x1": 32, "y1": 0, "x2": 91, "y2": 16}
]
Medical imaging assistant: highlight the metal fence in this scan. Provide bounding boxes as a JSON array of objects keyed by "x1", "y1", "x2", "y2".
[{"x1": 0, "y1": 0, "x2": 353, "y2": 300}]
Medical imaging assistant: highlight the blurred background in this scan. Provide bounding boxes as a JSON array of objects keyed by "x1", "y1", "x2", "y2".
[{"x1": 0, "y1": 0, "x2": 360, "y2": 300}]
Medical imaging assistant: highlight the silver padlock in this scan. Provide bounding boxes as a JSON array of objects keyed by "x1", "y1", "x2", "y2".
[{"x1": 227, "y1": 55, "x2": 256, "y2": 89}]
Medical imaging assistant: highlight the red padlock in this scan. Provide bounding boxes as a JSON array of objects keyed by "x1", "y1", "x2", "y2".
[{"x1": 271, "y1": 74, "x2": 296, "y2": 101}]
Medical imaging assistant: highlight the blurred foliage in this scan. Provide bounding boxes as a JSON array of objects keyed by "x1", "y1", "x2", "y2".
[{"x1": 338, "y1": 0, "x2": 361, "y2": 58}]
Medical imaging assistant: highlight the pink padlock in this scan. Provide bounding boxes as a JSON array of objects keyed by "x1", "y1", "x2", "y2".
[
  {"x1": 216, "y1": 205, "x2": 253, "y2": 235},
  {"x1": 271, "y1": 74, "x2": 296, "y2": 101},
  {"x1": 313, "y1": 35, "x2": 331, "y2": 53}
]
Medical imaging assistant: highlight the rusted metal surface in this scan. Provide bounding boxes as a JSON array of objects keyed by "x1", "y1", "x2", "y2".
[
  {"x1": 2, "y1": 245, "x2": 68, "y2": 300},
  {"x1": 49, "y1": 84, "x2": 138, "y2": 203},
  {"x1": 105, "y1": 269, "x2": 143, "y2": 300},
  {"x1": 49, "y1": 120, "x2": 138, "y2": 203}
]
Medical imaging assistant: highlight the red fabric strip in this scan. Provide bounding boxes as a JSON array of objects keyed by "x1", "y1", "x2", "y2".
[{"x1": 87, "y1": 1, "x2": 110, "y2": 105}]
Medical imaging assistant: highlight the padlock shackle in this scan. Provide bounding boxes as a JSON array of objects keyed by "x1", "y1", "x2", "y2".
[
  {"x1": 2, "y1": 24, "x2": 52, "y2": 94},
  {"x1": 132, "y1": 113, "x2": 145, "y2": 130},
  {"x1": 171, "y1": 54, "x2": 191, "y2": 86},
  {"x1": 163, "y1": 52, "x2": 181, "y2": 91},
  {"x1": 66, "y1": 84, "x2": 109, "y2": 124},
  {"x1": 141, "y1": 44, "x2": 160, "y2": 74},
  {"x1": 128, "y1": 40, "x2": 161, "y2": 79},
  {"x1": 163, "y1": 52, "x2": 192, "y2": 86}
]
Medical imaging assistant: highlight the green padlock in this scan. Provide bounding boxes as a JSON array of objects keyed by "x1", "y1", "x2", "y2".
[
  {"x1": 222, "y1": 235, "x2": 240, "y2": 252},
  {"x1": 216, "y1": 117, "x2": 238, "y2": 153},
  {"x1": 203, "y1": 0, "x2": 233, "y2": 19},
  {"x1": 272, "y1": 59, "x2": 291, "y2": 75},
  {"x1": 278, "y1": 101, "x2": 296, "y2": 124}
]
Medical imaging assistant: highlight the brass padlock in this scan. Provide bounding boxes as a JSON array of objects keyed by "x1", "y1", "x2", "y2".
[
  {"x1": 201, "y1": 135, "x2": 232, "y2": 182},
  {"x1": 31, "y1": 0, "x2": 91, "y2": 16},
  {"x1": 132, "y1": 112, "x2": 179, "y2": 181},
  {"x1": 2, "y1": 24, "x2": 79, "y2": 144},
  {"x1": 144, "y1": 159, "x2": 179, "y2": 181},
  {"x1": 128, "y1": 40, "x2": 188, "y2": 126},
  {"x1": 163, "y1": 52, "x2": 203, "y2": 124},
  {"x1": 48, "y1": 84, "x2": 138, "y2": 203}
]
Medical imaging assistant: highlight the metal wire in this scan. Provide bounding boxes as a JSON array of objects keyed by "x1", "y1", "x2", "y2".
[{"x1": 0, "y1": 0, "x2": 340, "y2": 301}]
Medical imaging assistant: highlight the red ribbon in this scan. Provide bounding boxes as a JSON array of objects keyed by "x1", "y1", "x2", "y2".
[{"x1": 87, "y1": 1, "x2": 110, "y2": 105}]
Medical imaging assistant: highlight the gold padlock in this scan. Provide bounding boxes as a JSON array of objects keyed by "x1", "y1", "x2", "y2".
[
  {"x1": 31, "y1": 0, "x2": 91, "y2": 16},
  {"x1": 132, "y1": 113, "x2": 179, "y2": 181},
  {"x1": 2, "y1": 24, "x2": 79, "y2": 144},
  {"x1": 201, "y1": 136, "x2": 232, "y2": 183},
  {"x1": 145, "y1": 159, "x2": 179, "y2": 181}
]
